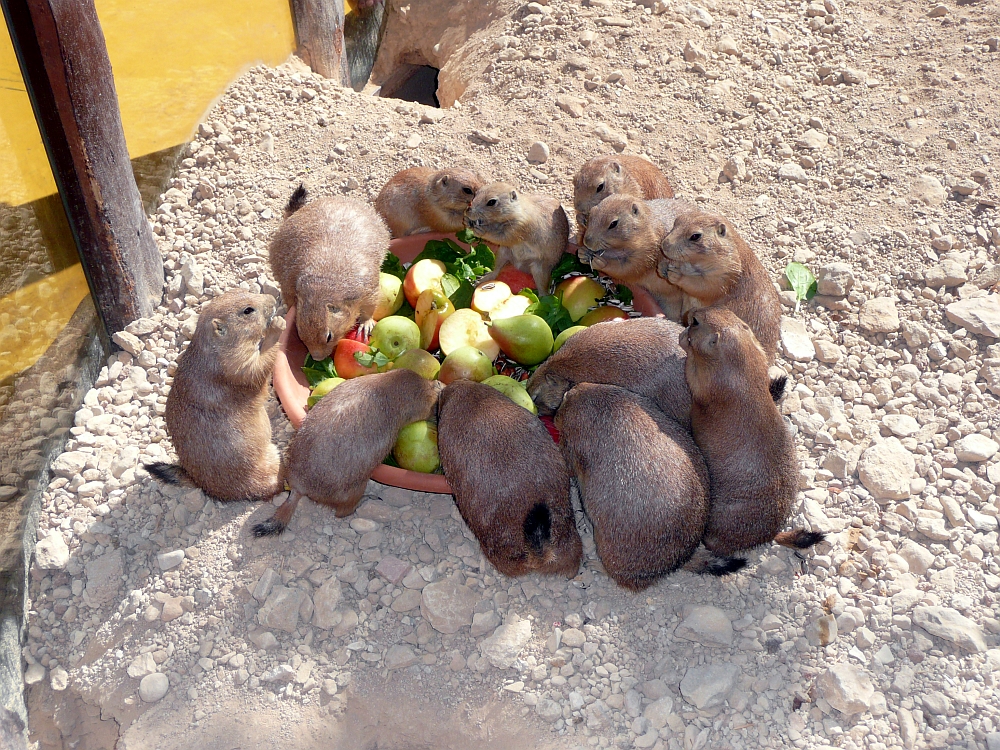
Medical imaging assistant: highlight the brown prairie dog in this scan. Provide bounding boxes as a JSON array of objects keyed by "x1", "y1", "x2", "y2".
[
  {"x1": 526, "y1": 316, "x2": 691, "y2": 428},
  {"x1": 681, "y1": 307, "x2": 823, "y2": 571},
  {"x1": 268, "y1": 186, "x2": 389, "y2": 361},
  {"x1": 659, "y1": 210, "x2": 782, "y2": 357},
  {"x1": 579, "y1": 195, "x2": 695, "y2": 319},
  {"x1": 253, "y1": 369, "x2": 443, "y2": 536},
  {"x1": 437, "y1": 381, "x2": 582, "y2": 578},
  {"x1": 146, "y1": 291, "x2": 285, "y2": 502},
  {"x1": 556, "y1": 383, "x2": 709, "y2": 591},
  {"x1": 465, "y1": 182, "x2": 569, "y2": 293},
  {"x1": 573, "y1": 155, "x2": 675, "y2": 242},
  {"x1": 374, "y1": 167, "x2": 484, "y2": 238}
]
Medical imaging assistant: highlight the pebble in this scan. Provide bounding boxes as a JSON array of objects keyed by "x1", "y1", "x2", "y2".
[
  {"x1": 818, "y1": 663, "x2": 874, "y2": 715},
  {"x1": 527, "y1": 141, "x2": 550, "y2": 164},
  {"x1": 384, "y1": 645, "x2": 418, "y2": 670},
  {"x1": 479, "y1": 614, "x2": 532, "y2": 668},
  {"x1": 859, "y1": 298, "x2": 900, "y2": 333},
  {"x1": 139, "y1": 673, "x2": 169, "y2": 703},
  {"x1": 84, "y1": 549, "x2": 124, "y2": 606},
  {"x1": 675, "y1": 606, "x2": 733, "y2": 647},
  {"x1": 858, "y1": 439, "x2": 914, "y2": 499},
  {"x1": 910, "y1": 175, "x2": 948, "y2": 206},
  {"x1": 913, "y1": 606, "x2": 988, "y2": 652},
  {"x1": 420, "y1": 579, "x2": 478, "y2": 634},
  {"x1": 34, "y1": 533, "x2": 69, "y2": 570},
  {"x1": 643, "y1": 696, "x2": 674, "y2": 729},
  {"x1": 257, "y1": 586, "x2": 306, "y2": 633},
  {"x1": 780, "y1": 317, "x2": 815, "y2": 361},
  {"x1": 560, "y1": 627, "x2": 586, "y2": 648},
  {"x1": 945, "y1": 296, "x2": 1000, "y2": 338},
  {"x1": 157, "y1": 549, "x2": 185, "y2": 570},
  {"x1": 679, "y1": 663, "x2": 740, "y2": 709},
  {"x1": 312, "y1": 578, "x2": 343, "y2": 629},
  {"x1": 954, "y1": 434, "x2": 999, "y2": 462}
]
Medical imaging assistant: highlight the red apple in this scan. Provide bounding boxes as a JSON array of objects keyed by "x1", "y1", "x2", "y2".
[
  {"x1": 334, "y1": 339, "x2": 378, "y2": 378},
  {"x1": 403, "y1": 258, "x2": 447, "y2": 307},
  {"x1": 555, "y1": 276, "x2": 607, "y2": 322},
  {"x1": 496, "y1": 266, "x2": 537, "y2": 294}
]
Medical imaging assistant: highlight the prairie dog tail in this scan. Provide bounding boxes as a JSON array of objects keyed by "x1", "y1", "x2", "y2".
[
  {"x1": 252, "y1": 490, "x2": 302, "y2": 537},
  {"x1": 524, "y1": 503, "x2": 552, "y2": 554},
  {"x1": 683, "y1": 548, "x2": 747, "y2": 577},
  {"x1": 144, "y1": 462, "x2": 194, "y2": 487},
  {"x1": 774, "y1": 529, "x2": 826, "y2": 549},
  {"x1": 284, "y1": 184, "x2": 308, "y2": 217},
  {"x1": 769, "y1": 375, "x2": 788, "y2": 402}
]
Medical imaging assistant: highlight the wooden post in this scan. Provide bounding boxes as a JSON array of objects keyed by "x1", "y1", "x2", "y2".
[
  {"x1": 1, "y1": 0, "x2": 164, "y2": 337},
  {"x1": 290, "y1": 0, "x2": 350, "y2": 85}
]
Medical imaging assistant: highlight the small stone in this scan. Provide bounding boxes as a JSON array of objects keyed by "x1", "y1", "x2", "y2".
[
  {"x1": 954, "y1": 434, "x2": 999, "y2": 462},
  {"x1": 817, "y1": 263, "x2": 854, "y2": 296},
  {"x1": 716, "y1": 37, "x2": 740, "y2": 56},
  {"x1": 858, "y1": 439, "x2": 914, "y2": 500},
  {"x1": 84, "y1": 549, "x2": 124, "y2": 606},
  {"x1": 561, "y1": 627, "x2": 586, "y2": 648},
  {"x1": 806, "y1": 614, "x2": 838, "y2": 646},
  {"x1": 258, "y1": 586, "x2": 306, "y2": 634},
  {"x1": 911, "y1": 175, "x2": 948, "y2": 206},
  {"x1": 818, "y1": 663, "x2": 874, "y2": 715},
  {"x1": 253, "y1": 568, "x2": 280, "y2": 603},
  {"x1": 679, "y1": 664, "x2": 740, "y2": 709},
  {"x1": 156, "y1": 549, "x2": 185, "y2": 571},
  {"x1": 49, "y1": 667, "x2": 69, "y2": 692},
  {"x1": 24, "y1": 663, "x2": 45, "y2": 685},
  {"x1": 112, "y1": 331, "x2": 144, "y2": 357},
  {"x1": 405, "y1": 133, "x2": 421, "y2": 149},
  {"x1": 899, "y1": 708, "x2": 918, "y2": 749},
  {"x1": 35, "y1": 533, "x2": 69, "y2": 570},
  {"x1": 471, "y1": 610, "x2": 502, "y2": 637},
  {"x1": 385, "y1": 645, "x2": 418, "y2": 670},
  {"x1": 251, "y1": 631, "x2": 279, "y2": 650},
  {"x1": 925, "y1": 260, "x2": 967, "y2": 288},
  {"x1": 945, "y1": 296, "x2": 1000, "y2": 338},
  {"x1": 927, "y1": 4, "x2": 948, "y2": 17},
  {"x1": 593, "y1": 124, "x2": 627, "y2": 152},
  {"x1": 778, "y1": 162, "x2": 809, "y2": 184},
  {"x1": 675, "y1": 606, "x2": 733, "y2": 647},
  {"x1": 479, "y1": 614, "x2": 532, "y2": 668},
  {"x1": 390, "y1": 589, "x2": 421, "y2": 613},
  {"x1": 643, "y1": 696, "x2": 674, "y2": 729},
  {"x1": 814, "y1": 339, "x2": 842, "y2": 363},
  {"x1": 882, "y1": 415, "x2": 920, "y2": 438},
  {"x1": 796, "y1": 129, "x2": 828, "y2": 150},
  {"x1": 535, "y1": 698, "x2": 563, "y2": 723},
  {"x1": 139, "y1": 673, "x2": 169, "y2": 703},
  {"x1": 682, "y1": 3, "x2": 713, "y2": 27},
  {"x1": 127, "y1": 653, "x2": 157, "y2": 678},
  {"x1": 261, "y1": 664, "x2": 295, "y2": 683},
  {"x1": 527, "y1": 141, "x2": 550, "y2": 164},
  {"x1": 859, "y1": 298, "x2": 900, "y2": 333},
  {"x1": 375, "y1": 556, "x2": 412, "y2": 585},
  {"x1": 780, "y1": 317, "x2": 815, "y2": 361},
  {"x1": 420, "y1": 579, "x2": 479, "y2": 634},
  {"x1": 913, "y1": 606, "x2": 987, "y2": 652},
  {"x1": 312, "y1": 578, "x2": 343, "y2": 629},
  {"x1": 556, "y1": 95, "x2": 587, "y2": 118}
]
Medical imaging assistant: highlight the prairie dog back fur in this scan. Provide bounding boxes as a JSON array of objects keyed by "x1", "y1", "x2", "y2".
[
  {"x1": 465, "y1": 182, "x2": 569, "y2": 293},
  {"x1": 437, "y1": 381, "x2": 582, "y2": 578},
  {"x1": 375, "y1": 167, "x2": 484, "y2": 238},
  {"x1": 556, "y1": 383, "x2": 709, "y2": 591},
  {"x1": 268, "y1": 188, "x2": 389, "y2": 361},
  {"x1": 146, "y1": 291, "x2": 285, "y2": 503},
  {"x1": 573, "y1": 155, "x2": 674, "y2": 240}
]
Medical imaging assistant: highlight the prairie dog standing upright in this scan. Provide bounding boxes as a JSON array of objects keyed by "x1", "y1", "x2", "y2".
[
  {"x1": 556, "y1": 383, "x2": 709, "y2": 591},
  {"x1": 437, "y1": 381, "x2": 582, "y2": 578},
  {"x1": 526, "y1": 317, "x2": 691, "y2": 426},
  {"x1": 374, "y1": 167, "x2": 484, "y2": 238},
  {"x1": 573, "y1": 155, "x2": 674, "y2": 241},
  {"x1": 146, "y1": 291, "x2": 285, "y2": 502},
  {"x1": 681, "y1": 307, "x2": 823, "y2": 569},
  {"x1": 659, "y1": 210, "x2": 782, "y2": 357},
  {"x1": 253, "y1": 369, "x2": 443, "y2": 535},
  {"x1": 465, "y1": 182, "x2": 569, "y2": 293},
  {"x1": 579, "y1": 195, "x2": 694, "y2": 319},
  {"x1": 268, "y1": 186, "x2": 389, "y2": 361}
]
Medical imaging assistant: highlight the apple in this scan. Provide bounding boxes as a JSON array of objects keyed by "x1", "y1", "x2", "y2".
[
  {"x1": 472, "y1": 281, "x2": 512, "y2": 315},
  {"x1": 391, "y1": 348, "x2": 441, "y2": 380},
  {"x1": 370, "y1": 315, "x2": 421, "y2": 360},
  {"x1": 496, "y1": 266, "x2": 537, "y2": 294},
  {"x1": 438, "y1": 308, "x2": 500, "y2": 360},
  {"x1": 438, "y1": 346, "x2": 495, "y2": 384},
  {"x1": 403, "y1": 258, "x2": 447, "y2": 307},
  {"x1": 489, "y1": 294, "x2": 532, "y2": 321},
  {"x1": 552, "y1": 325, "x2": 587, "y2": 353},
  {"x1": 414, "y1": 288, "x2": 456, "y2": 351},
  {"x1": 483, "y1": 374, "x2": 537, "y2": 414},
  {"x1": 579, "y1": 305, "x2": 629, "y2": 326},
  {"x1": 393, "y1": 421, "x2": 440, "y2": 473},
  {"x1": 555, "y1": 276, "x2": 607, "y2": 322},
  {"x1": 334, "y1": 339, "x2": 379, "y2": 378},
  {"x1": 307, "y1": 377, "x2": 345, "y2": 409},
  {"x1": 373, "y1": 272, "x2": 404, "y2": 320},
  {"x1": 489, "y1": 314, "x2": 554, "y2": 366}
]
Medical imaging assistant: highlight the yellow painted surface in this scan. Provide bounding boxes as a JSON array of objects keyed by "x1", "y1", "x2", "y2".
[{"x1": 0, "y1": 264, "x2": 91, "y2": 382}]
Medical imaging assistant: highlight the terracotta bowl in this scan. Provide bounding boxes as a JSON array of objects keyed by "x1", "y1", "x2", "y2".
[{"x1": 271, "y1": 232, "x2": 664, "y2": 494}]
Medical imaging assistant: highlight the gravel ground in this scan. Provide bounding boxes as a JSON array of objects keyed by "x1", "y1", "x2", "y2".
[{"x1": 21, "y1": 0, "x2": 1000, "y2": 748}]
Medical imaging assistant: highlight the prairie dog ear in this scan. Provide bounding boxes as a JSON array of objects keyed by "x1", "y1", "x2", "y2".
[
  {"x1": 509, "y1": 189, "x2": 518, "y2": 201},
  {"x1": 441, "y1": 174, "x2": 450, "y2": 187},
  {"x1": 631, "y1": 202, "x2": 640, "y2": 216},
  {"x1": 611, "y1": 161, "x2": 622, "y2": 174},
  {"x1": 212, "y1": 319, "x2": 227, "y2": 337},
  {"x1": 717, "y1": 222, "x2": 727, "y2": 237},
  {"x1": 706, "y1": 332, "x2": 720, "y2": 349}
]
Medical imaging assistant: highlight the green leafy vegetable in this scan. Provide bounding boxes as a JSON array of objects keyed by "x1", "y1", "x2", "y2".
[
  {"x1": 301, "y1": 354, "x2": 338, "y2": 387},
  {"x1": 551, "y1": 252, "x2": 591, "y2": 282},
  {"x1": 785, "y1": 262, "x2": 817, "y2": 312},
  {"x1": 517, "y1": 288, "x2": 540, "y2": 305},
  {"x1": 413, "y1": 237, "x2": 495, "y2": 287},
  {"x1": 354, "y1": 348, "x2": 392, "y2": 370},
  {"x1": 526, "y1": 294, "x2": 575, "y2": 337},
  {"x1": 455, "y1": 227, "x2": 478, "y2": 245},
  {"x1": 612, "y1": 284, "x2": 634, "y2": 306},
  {"x1": 381, "y1": 252, "x2": 406, "y2": 281},
  {"x1": 382, "y1": 451, "x2": 400, "y2": 468}
]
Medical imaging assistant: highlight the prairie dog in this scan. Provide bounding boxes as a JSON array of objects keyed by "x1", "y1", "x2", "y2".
[
  {"x1": 573, "y1": 155, "x2": 674, "y2": 240},
  {"x1": 526, "y1": 317, "x2": 691, "y2": 428},
  {"x1": 437, "y1": 381, "x2": 582, "y2": 577},
  {"x1": 556, "y1": 383, "x2": 709, "y2": 591},
  {"x1": 681, "y1": 307, "x2": 823, "y2": 569},
  {"x1": 374, "y1": 167, "x2": 484, "y2": 238},
  {"x1": 146, "y1": 291, "x2": 285, "y2": 502},
  {"x1": 465, "y1": 182, "x2": 569, "y2": 293},
  {"x1": 268, "y1": 186, "x2": 389, "y2": 361},
  {"x1": 579, "y1": 195, "x2": 694, "y2": 319},
  {"x1": 253, "y1": 369, "x2": 443, "y2": 536},
  {"x1": 659, "y1": 210, "x2": 782, "y2": 357}
]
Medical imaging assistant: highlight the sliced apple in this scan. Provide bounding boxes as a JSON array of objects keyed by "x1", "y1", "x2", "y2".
[
  {"x1": 438, "y1": 308, "x2": 500, "y2": 360},
  {"x1": 415, "y1": 289, "x2": 455, "y2": 351},
  {"x1": 579, "y1": 305, "x2": 629, "y2": 326},
  {"x1": 489, "y1": 293, "x2": 532, "y2": 321},
  {"x1": 472, "y1": 281, "x2": 512, "y2": 315},
  {"x1": 403, "y1": 258, "x2": 447, "y2": 307}
]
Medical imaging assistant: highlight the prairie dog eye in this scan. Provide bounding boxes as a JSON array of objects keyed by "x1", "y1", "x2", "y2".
[
  {"x1": 595, "y1": 182, "x2": 605, "y2": 194},
  {"x1": 462, "y1": 187, "x2": 473, "y2": 195},
  {"x1": 326, "y1": 332, "x2": 333, "y2": 343},
  {"x1": 243, "y1": 306, "x2": 255, "y2": 315},
  {"x1": 579, "y1": 215, "x2": 588, "y2": 226},
  {"x1": 718, "y1": 224, "x2": 727, "y2": 237},
  {"x1": 608, "y1": 219, "x2": 619, "y2": 230},
  {"x1": 689, "y1": 232, "x2": 702, "y2": 242},
  {"x1": 486, "y1": 198, "x2": 497, "y2": 207}
]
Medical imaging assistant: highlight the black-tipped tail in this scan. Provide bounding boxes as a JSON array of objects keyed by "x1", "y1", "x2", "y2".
[
  {"x1": 704, "y1": 556, "x2": 747, "y2": 577},
  {"x1": 144, "y1": 462, "x2": 192, "y2": 486},
  {"x1": 524, "y1": 503, "x2": 552, "y2": 554},
  {"x1": 252, "y1": 518, "x2": 286, "y2": 537},
  {"x1": 775, "y1": 530, "x2": 826, "y2": 549},
  {"x1": 769, "y1": 375, "x2": 788, "y2": 403},
  {"x1": 284, "y1": 184, "x2": 308, "y2": 216}
]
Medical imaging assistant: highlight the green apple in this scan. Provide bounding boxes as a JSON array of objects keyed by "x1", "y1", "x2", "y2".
[
  {"x1": 393, "y1": 421, "x2": 440, "y2": 473},
  {"x1": 391, "y1": 348, "x2": 441, "y2": 380},
  {"x1": 556, "y1": 276, "x2": 607, "y2": 322},
  {"x1": 483, "y1": 375, "x2": 537, "y2": 414},
  {"x1": 307, "y1": 377, "x2": 344, "y2": 408},
  {"x1": 579, "y1": 305, "x2": 629, "y2": 326},
  {"x1": 488, "y1": 314, "x2": 554, "y2": 366},
  {"x1": 438, "y1": 346, "x2": 495, "y2": 385},
  {"x1": 370, "y1": 316, "x2": 421, "y2": 360},
  {"x1": 373, "y1": 272, "x2": 404, "y2": 320},
  {"x1": 552, "y1": 325, "x2": 587, "y2": 353}
]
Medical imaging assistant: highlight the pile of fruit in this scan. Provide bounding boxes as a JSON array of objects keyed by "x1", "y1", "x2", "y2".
[{"x1": 301, "y1": 230, "x2": 635, "y2": 474}]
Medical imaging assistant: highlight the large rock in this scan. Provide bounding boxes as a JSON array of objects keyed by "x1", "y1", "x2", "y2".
[
  {"x1": 257, "y1": 586, "x2": 306, "y2": 634},
  {"x1": 643, "y1": 696, "x2": 674, "y2": 729},
  {"x1": 858, "y1": 439, "x2": 914, "y2": 500},
  {"x1": 859, "y1": 298, "x2": 900, "y2": 333},
  {"x1": 925, "y1": 260, "x2": 967, "y2": 288},
  {"x1": 312, "y1": 578, "x2": 343, "y2": 629},
  {"x1": 913, "y1": 606, "x2": 987, "y2": 652},
  {"x1": 675, "y1": 606, "x2": 733, "y2": 647},
  {"x1": 911, "y1": 175, "x2": 948, "y2": 206},
  {"x1": 954, "y1": 434, "x2": 999, "y2": 462},
  {"x1": 679, "y1": 663, "x2": 740, "y2": 709},
  {"x1": 479, "y1": 614, "x2": 532, "y2": 668},
  {"x1": 35, "y1": 533, "x2": 69, "y2": 570},
  {"x1": 52, "y1": 451, "x2": 88, "y2": 478},
  {"x1": 818, "y1": 663, "x2": 874, "y2": 715},
  {"x1": 420, "y1": 579, "x2": 478, "y2": 634},
  {"x1": 946, "y1": 296, "x2": 1000, "y2": 338},
  {"x1": 780, "y1": 317, "x2": 815, "y2": 361},
  {"x1": 385, "y1": 645, "x2": 418, "y2": 670},
  {"x1": 84, "y1": 548, "x2": 124, "y2": 606}
]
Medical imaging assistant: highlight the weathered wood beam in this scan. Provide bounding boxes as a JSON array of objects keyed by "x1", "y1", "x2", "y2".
[
  {"x1": 1, "y1": 0, "x2": 164, "y2": 337},
  {"x1": 290, "y1": 0, "x2": 350, "y2": 85}
]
